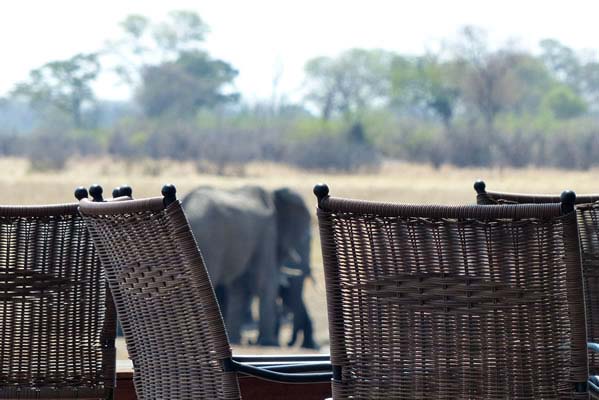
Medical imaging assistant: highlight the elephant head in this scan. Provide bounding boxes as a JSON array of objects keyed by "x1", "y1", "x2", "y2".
[{"x1": 273, "y1": 188, "x2": 312, "y2": 276}]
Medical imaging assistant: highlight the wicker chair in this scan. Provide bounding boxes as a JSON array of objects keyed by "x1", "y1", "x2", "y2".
[
  {"x1": 78, "y1": 185, "x2": 330, "y2": 400},
  {"x1": 0, "y1": 188, "x2": 117, "y2": 399},
  {"x1": 475, "y1": 180, "x2": 599, "y2": 378},
  {"x1": 314, "y1": 183, "x2": 592, "y2": 399}
]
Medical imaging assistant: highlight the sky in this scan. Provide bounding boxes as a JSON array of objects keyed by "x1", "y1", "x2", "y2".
[{"x1": 1, "y1": 0, "x2": 599, "y2": 103}]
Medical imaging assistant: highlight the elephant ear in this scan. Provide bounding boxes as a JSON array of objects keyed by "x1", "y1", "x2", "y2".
[
  {"x1": 273, "y1": 188, "x2": 309, "y2": 219},
  {"x1": 273, "y1": 188, "x2": 311, "y2": 273}
]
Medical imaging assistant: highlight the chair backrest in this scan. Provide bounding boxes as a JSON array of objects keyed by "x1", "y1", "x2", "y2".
[
  {"x1": 474, "y1": 180, "x2": 599, "y2": 206},
  {"x1": 0, "y1": 203, "x2": 116, "y2": 399},
  {"x1": 314, "y1": 184, "x2": 589, "y2": 399},
  {"x1": 78, "y1": 193, "x2": 241, "y2": 400},
  {"x1": 475, "y1": 180, "x2": 599, "y2": 374}
]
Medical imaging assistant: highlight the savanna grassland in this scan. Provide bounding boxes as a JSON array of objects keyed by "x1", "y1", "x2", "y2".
[{"x1": 5, "y1": 157, "x2": 599, "y2": 358}]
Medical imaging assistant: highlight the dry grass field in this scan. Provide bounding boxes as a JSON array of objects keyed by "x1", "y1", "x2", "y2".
[{"x1": 5, "y1": 156, "x2": 599, "y2": 359}]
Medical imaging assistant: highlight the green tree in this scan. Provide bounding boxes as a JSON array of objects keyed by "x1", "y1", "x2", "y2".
[
  {"x1": 454, "y1": 26, "x2": 526, "y2": 128},
  {"x1": 539, "y1": 39, "x2": 599, "y2": 113},
  {"x1": 390, "y1": 54, "x2": 460, "y2": 127},
  {"x1": 107, "y1": 11, "x2": 238, "y2": 117},
  {"x1": 152, "y1": 10, "x2": 209, "y2": 56},
  {"x1": 539, "y1": 39, "x2": 582, "y2": 90},
  {"x1": 499, "y1": 54, "x2": 555, "y2": 115},
  {"x1": 109, "y1": 10, "x2": 209, "y2": 89},
  {"x1": 582, "y1": 61, "x2": 599, "y2": 111},
  {"x1": 137, "y1": 50, "x2": 238, "y2": 117},
  {"x1": 11, "y1": 53, "x2": 100, "y2": 127},
  {"x1": 542, "y1": 85, "x2": 587, "y2": 119},
  {"x1": 110, "y1": 14, "x2": 151, "y2": 86},
  {"x1": 303, "y1": 49, "x2": 393, "y2": 121}
]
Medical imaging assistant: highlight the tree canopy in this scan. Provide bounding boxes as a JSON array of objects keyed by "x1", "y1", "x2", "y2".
[
  {"x1": 137, "y1": 50, "x2": 238, "y2": 117},
  {"x1": 11, "y1": 53, "x2": 100, "y2": 127},
  {"x1": 110, "y1": 10, "x2": 239, "y2": 118}
]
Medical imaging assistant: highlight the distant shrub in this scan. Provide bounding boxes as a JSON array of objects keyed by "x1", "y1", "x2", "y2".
[
  {"x1": 8, "y1": 105, "x2": 599, "y2": 172},
  {"x1": 26, "y1": 132, "x2": 74, "y2": 171},
  {"x1": 542, "y1": 86, "x2": 587, "y2": 120},
  {"x1": 195, "y1": 129, "x2": 262, "y2": 175},
  {"x1": 389, "y1": 123, "x2": 447, "y2": 168},
  {"x1": 286, "y1": 134, "x2": 381, "y2": 172}
]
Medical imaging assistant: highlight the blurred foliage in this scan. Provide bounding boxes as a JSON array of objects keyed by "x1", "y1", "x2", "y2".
[
  {"x1": 1, "y1": 15, "x2": 599, "y2": 173},
  {"x1": 390, "y1": 55, "x2": 460, "y2": 126},
  {"x1": 542, "y1": 85, "x2": 587, "y2": 119},
  {"x1": 11, "y1": 53, "x2": 100, "y2": 128},
  {"x1": 138, "y1": 50, "x2": 238, "y2": 117},
  {"x1": 304, "y1": 49, "x2": 393, "y2": 121}
]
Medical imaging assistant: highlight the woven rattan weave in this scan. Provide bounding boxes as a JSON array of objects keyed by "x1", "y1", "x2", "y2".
[
  {"x1": 0, "y1": 203, "x2": 116, "y2": 399},
  {"x1": 315, "y1": 184, "x2": 589, "y2": 399},
  {"x1": 79, "y1": 196, "x2": 241, "y2": 400},
  {"x1": 476, "y1": 181, "x2": 599, "y2": 375}
]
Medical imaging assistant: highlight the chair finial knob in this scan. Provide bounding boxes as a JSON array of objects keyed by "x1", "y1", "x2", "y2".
[
  {"x1": 119, "y1": 185, "x2": 132, "y2": 198},
  {"x1": 74, "y1": 186, "x2": 88, "y2": 200},
  {"x1": 561, "y1": 190, "x2": 576, "y2": 214},
  {"x1": 162, "y1": 184, "x2": 177, "y2": 206},
  {"x1": 89, "y1": 184, "x2": 104, "y2": 202},
  {"x1": 313, "y1": 183, "x2": 329, "y2": 208},
  {"x1": 474, "y1": 180, "x2": 486, "y2": 194}
]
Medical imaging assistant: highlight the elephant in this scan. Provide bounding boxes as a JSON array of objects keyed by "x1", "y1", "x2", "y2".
[
  {"x1": 278, "y1": 268, "x2": 317, "y2": 349},
  {"x1": 182, "y1": 185, "x2": 315, "y2": 347}
]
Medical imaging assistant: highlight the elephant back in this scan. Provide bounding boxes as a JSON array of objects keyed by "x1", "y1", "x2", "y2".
[
  {"x1": 182, "y1": 185, "x2": 275, "y2": 219},
  {"x1": 182, "y1": 186, "x2": 277, "y2": 286}
]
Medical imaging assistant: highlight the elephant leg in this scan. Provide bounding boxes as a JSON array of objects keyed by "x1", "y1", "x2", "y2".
[
  {"x1": 287, "y1": 276, "x2": 317, "y2": 349},
  {"x1": 239, "y1": 271, "x2": 257, "y2": 330},
  {"x1": 251, "y1": 224, "x2": 280, "y2": 347},
  {"x1": 242, "y1": 304, "x2": 255, "y2": 330},
  {"x1": 280, "y1": 281, "x2": 298, "y2": 347},
  {"x1": 256, "y1": 276, "x2": 279, "y2": 346},
  {"x1": 274, "y1": 284, "x2": 285, "y2": 342},
  {"x1": 298, "y1": 303, "x2": 317, "y2": 349},
  {"x1": 241, "y1": 287, "x2": 256, "y2": 330},
  {"x1": 278, "y1": 284, "x2": 294, "y2": 346},
  {"x1": 225, "y1": 279, "x2": 251, "y2": 345},
  {"x1": 288, "y1": 323, "x2": 298, "y2": 347}
]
